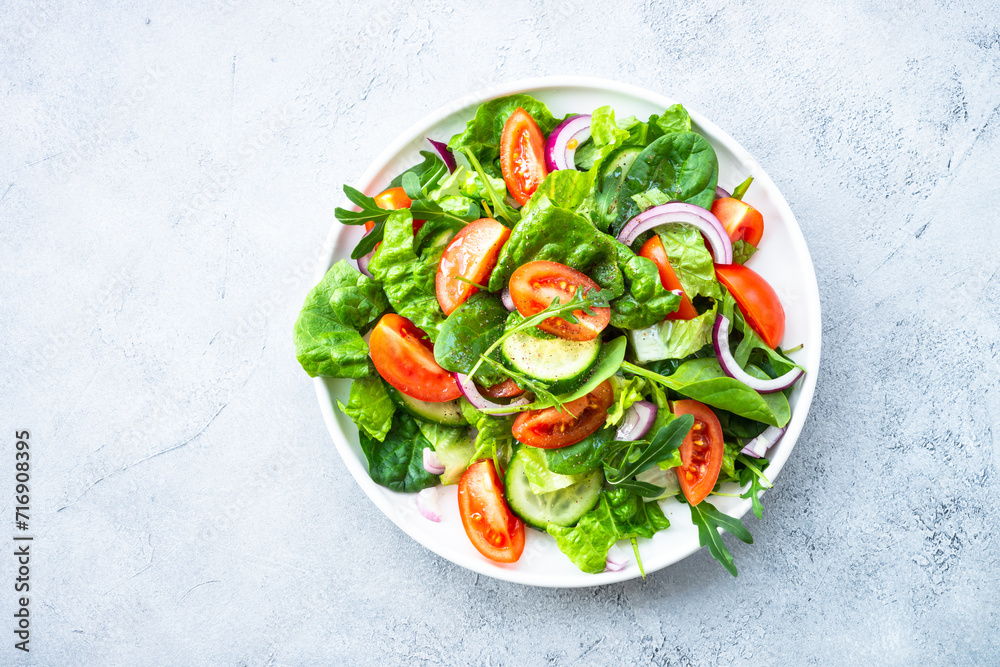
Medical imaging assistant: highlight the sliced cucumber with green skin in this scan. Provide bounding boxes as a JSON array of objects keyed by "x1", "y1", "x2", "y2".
[
  {"x1": 501, "y1": 329, "x2": 601, "y2": 395},
  {"x1": 505, "y1": 446, "x2": 603, "y2": 529},
  {"x1": 595, "y1": 145, "x2": 642, "y2": 224},
  {"x1": 385, "y1": 385, "x2": 467, "y2": 426}
]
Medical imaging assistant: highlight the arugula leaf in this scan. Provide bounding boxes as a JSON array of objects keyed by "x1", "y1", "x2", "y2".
[
  {"x1": 737, "y1": 454, "x2": 772, "y2": 520},
  {"x1": 368, "y1": 210, "x2": 451, "y2": 342},
  {"x1": 358, "y1": 413, "x2": 439, "y2": 493},
  {"x1": 604, "y1": 414, "x2": 693, "y2": 490},
  {"x1": 337, "y1": 372, "x2": 395, "y2": 441},
  {"x1": 433, "y1": 292, "x2": 508, "y2": 385},
  {"x1": 293, "y1": 260, "x2": 388, "y2": 378},
  {"x1": 460, "y1": 147, "x2": 518, "y2": 225},
  {"x1": 448, "y1": 94, "x2": 562, "y2": 177},
  {"x1": 387, "y1": 150, "x2": 450, "y2": 193},
  {"x1": 684, "y1": 498, "x2": 753, "y2": 577}
]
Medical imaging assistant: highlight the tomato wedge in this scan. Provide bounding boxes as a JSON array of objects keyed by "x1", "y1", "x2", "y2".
[
  {"x1": 508, "y1": 261, "x2": 610, "y2": 341},
  {"x1": 711, "y1": 198, "x2": 764, "y2": 246},
  {"x1": 363, "y1": 186, "x2": 424, "y2": 236},
  {"x1": 435, "y1": 218, "x2": 510, "y2": 315},
  {"x1": 477, "y1": 378, "x2": 525, "y2": 399},
  {"x1": 673, "y1": 400, "x2": 724, "y2": 506},
  {"x1": 368, "y1": 313, "x2": 461, "y2": 402},
  {"x1": 715, "y1": 263, "x2": 785, "y2": 349},
  {"x1": 458, "y1": 459, "x2": 525, "y2": 563},
  {"x1": 638, "y1": 235, "x2": 699, "y2": 320},
  {"x1": 512, "y1": 380, "x2": 614, "y2": 449},
  {"x1": 500, "y1": 107, "x2": 548, "y2": 205}
]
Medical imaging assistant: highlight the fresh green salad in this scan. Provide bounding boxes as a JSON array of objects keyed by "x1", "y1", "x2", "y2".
[{"x1": 294, "y1": 93, "x2": 805, "y2": 576}]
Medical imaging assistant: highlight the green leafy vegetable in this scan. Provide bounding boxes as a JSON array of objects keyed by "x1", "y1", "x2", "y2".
[
  {"x1": 621, "y1": 358, "x2": 791, "y2": 427},
  {"x1": 732, "y1": 239, "x2": 758, "y2": 265},
  {"x1": 649, "y1": 104, "x2": 693, "y2": 136},
  {"x1": 614, "y1": 132, "x2": 719, "y2": 236},
  {"x1": 656, "y1": 224, "x2": 722, "y2": 300},
  {"x1": 519, "y1": 446, "x2": 591, "y2": 494},
  {"x1": 293, "y1": 260, "x2": 388, "y2": 378},
  {"x1": 387, "y1": 150, "x2": 451, "y2": 192},
  {"x1": 358, "y1": 413, "x2": 439, "y2": 493},
  {"x1": 488, "y1": 197, "x2": 623, "y2": 296},
  {"x1": 434, "y1": 292, "x2": 509, "y2": 385},
  {"x1": 730, "y1": 175, "x2": 753, "y2": 201},
  {"x1": 684, "y1": 498, "x2": 754, "y2": 576},
  {"x1": 737, "y1": 454, "x2": 772, "y2": 520},
  {"x1": 460, "y1": 147, "x2": 519, "y2": 225},
  {"x1": 543, "y1": 428, "x2": 616, "y2": 475},
  {"x1": 628, "y1": 306, "x2": 717, "y2": 363},
  {"x1": 604, "y1": 414, "x2": 693, "y2": 497},
  {"x1": 416, "y1": 421, "x2": 477, "y2": 485},
  {"x1": 368, "y1": 210, "x2": 452, "y2": 342},
  {"x1": 610, "y1": 242, "x2": 682, "y2": 329},
  {"x1": 522, "y1": 168, "x2": 596, "y2": 216},
  {"x1": 447, "y1": 94, "x2": 562, "y2": 177},
  {"x1": 337, "y1": 372, "x2": 395, "y2": 441}
]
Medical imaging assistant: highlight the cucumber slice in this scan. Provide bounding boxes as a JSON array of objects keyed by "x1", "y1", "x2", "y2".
[
  {"x1": 385, "y1": 385, "x2": 467, "y2": 426},
  {"x1": 501, "y1": 330, "x2": 601, "y2": 395},
  {"x1": 505, "y1": 446, "x2": 603, "y2": 529}
]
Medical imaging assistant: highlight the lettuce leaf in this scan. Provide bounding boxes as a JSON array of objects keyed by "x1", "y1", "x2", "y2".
[
  {"x1": 368, "y1": 209, "x2": 453, "y2": 342},
  {"x1": 628, "y1": 306, "x2": 717, "y2": 363},
  {"x1": 416, "y1": 421, "x2": 477, "y2": 485},
  {"x1": 447, "y1": 94, "x2": 562, "y2": 177},
  {"x1": 519, "y1": 446, "x2": 591, "y2": 494},
  {"x1": 657, "y1": 223, "x2": 722, "y2": 300},
  {"x1": 337, "y1": 372, "x2": 395, "y2": 441},
  {"x1": 293, "y1": 260, "x2": 388, "y2": 378}
]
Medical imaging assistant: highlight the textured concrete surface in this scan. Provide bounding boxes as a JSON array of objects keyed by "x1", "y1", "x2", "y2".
[{"x1": 2, "y1": 0, "x2": 999, "y2": 664}]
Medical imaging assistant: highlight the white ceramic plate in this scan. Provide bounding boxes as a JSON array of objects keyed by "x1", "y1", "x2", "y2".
[{"x1": 313, "y1": 77, "x2": 821, "y2": 587}]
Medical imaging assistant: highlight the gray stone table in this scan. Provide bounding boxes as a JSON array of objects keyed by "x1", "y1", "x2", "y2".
[{"x1": 2, "y1": 0, "x2": 998, "y2": 664}]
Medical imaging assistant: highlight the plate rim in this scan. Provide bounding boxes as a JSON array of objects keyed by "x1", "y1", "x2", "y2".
[{"x1": 310, "y1": 75, "x2": 822, "y2": 587}]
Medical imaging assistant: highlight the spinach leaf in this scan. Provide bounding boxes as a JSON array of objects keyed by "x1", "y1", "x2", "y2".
[
  {"x1": 622, "y1": 358, "x2": 791, "y2": 427},
  {"x1": 368, "y1": 210, "x2": 451, "y2": 342},
  {"x1": 716, "y1": 409, "x2": 769, "y2": 440},
  {"x1": 684, "y1": 498, "x2": 753, "y2": 577},
  {"x1": 487, "y1": 198, "x2": 623, "y2": 296},
  {"x1": 293, "y1": 260, "x2": 388, "y2": 378},
  {"x1": 614, "y1": 132, "x2": 719, "y2": 236},
  {"x1": 447, "y1": 94, "x2": 562, "y2": 177},
  {"x1": 544, "y1": 428, "x2": 616, "y2": 475},
  {"x1": 434, "y1": 292, "x2": 509, "y2": 385},
  {"x1": 337, "y1": 372, "x2": 395, "y2": 442},
  {"x1": 358, "y1": 413, "x2": 439, "y2": 492},
  {"x1": 610, "y1": 242, "x2": 682, "y2": 329}
]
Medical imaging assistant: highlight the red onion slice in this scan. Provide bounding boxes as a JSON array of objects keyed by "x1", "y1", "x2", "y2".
[
  {"x1": 357, "y1": 227, "x2": 376, "y2": 278},
  {"x1": 427, "y1": 138, "x2": 456, "y2": 173},
  {"x1": 545, "y1": 114, "x2": 592, "y2": 171},
  {"x1": 615, "y1": 400, "x2": 657, "y2": 441},
  {"x1": 453, "y1": 372, "x2": 531, "y2": 416},
  {"x1": 415, "y1": 487, "x2": 442, "y2": 522},
  {"x1": 715, "y1": 186, "x2": 731, "y2": 199},
  {"x1": 741, "y1": 425, "x2": 786, "y2": 458},
  {"x1": 422, "y1": 447, "x2": 445, "y2": 475},
  {"x1": 712, "y1": 315, "x2": 804, "y2": 393},
  {"x1": 617, "y1": 202, "x2": 733, "y2": 265},
  {"x1": 500, "y1": 287, "x2": 515, "y2": 311}
]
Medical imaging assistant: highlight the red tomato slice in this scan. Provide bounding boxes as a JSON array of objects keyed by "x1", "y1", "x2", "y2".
[
  {"x1": 500, "y1": 108, "x2": 548, "y2": 205},
  {"x1": 363, "y1": 186, "x2": 424, "y2": 236},
  {"x1": 638, "y1": 235, "x2": 699, "y2": 321},
  {"x1": 477, "y1": 378, "x2": 525, "y2": 399},
  {"x1": 711, "y1": 198, "x2": 764, "y2": 246},
  {"x1": 673, "y1": 400, "x2": 725, "y2": 506},
  {"x1": 458, "y1": 459, "x2": 525, "y2": 563},
  {"x1": 714, "y1": 263, "x2": 785, "y2": 349},
  {"x1": 512, "y1": 380, "x2": 614, "y2": 449},
  {"x1": 435, "y1": 218, "x2": 511, "y2": 315},
  {"x1": 508, "y1": 261, "x2": 610, "y2": 341},
  {"x1": 369, "y1": 313, "x2": 461, "y2": 402}
]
